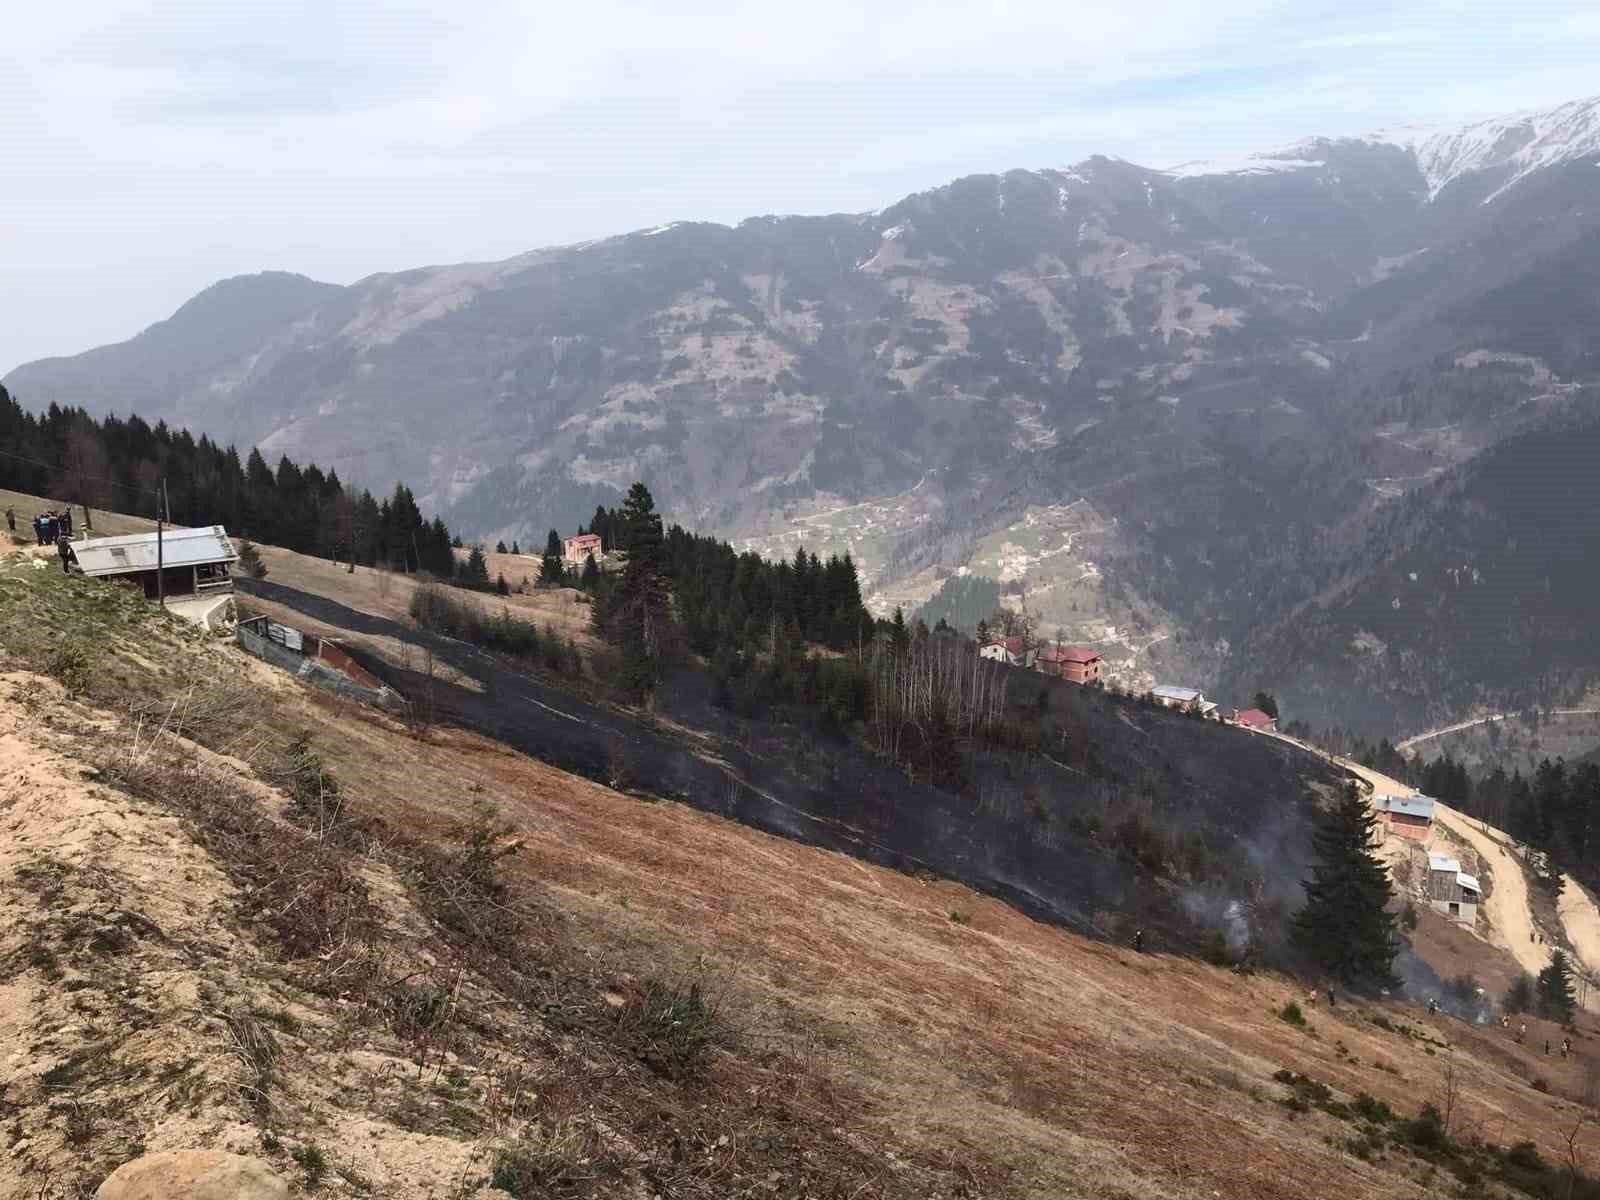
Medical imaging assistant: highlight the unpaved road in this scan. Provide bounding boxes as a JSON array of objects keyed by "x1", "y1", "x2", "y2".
[
  {"x1": 1559, "y1": 876, "x2": 1600, "y2": 982},
  {"x1": 1429, "y1": 801, "x2": 1547, "y2": 978},
  {"x1": 1316, "y1": 750, "x2": 1550, "y2": 978},
  {"x1": 1396, "y1": 708, "x2": 1600, "y2": 752}
]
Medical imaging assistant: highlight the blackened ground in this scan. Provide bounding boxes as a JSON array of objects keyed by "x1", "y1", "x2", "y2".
[{"x1": 238, "y1": 578, "x2": 1345, "y2": 954}]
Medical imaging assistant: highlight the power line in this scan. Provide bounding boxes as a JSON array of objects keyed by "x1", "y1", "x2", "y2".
[{"x1": 0, "y1": 445, "x2": 164, "y2": 499}]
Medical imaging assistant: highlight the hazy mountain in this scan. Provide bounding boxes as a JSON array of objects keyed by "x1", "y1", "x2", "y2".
[{"x1": 8, "y1": 94, "x2": 1600, "y2": 734}]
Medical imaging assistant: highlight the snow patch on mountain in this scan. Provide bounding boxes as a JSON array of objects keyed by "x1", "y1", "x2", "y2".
[
  {"x1": 1414, "y1": 95, "x2": 1600, "y2": 200},
  {"x1": 1162, "y1": 153, "x2": 1324, "y2": 179},
  {"x1": 1387, "y1": 94, "x2": 1600, "y2": 201}
]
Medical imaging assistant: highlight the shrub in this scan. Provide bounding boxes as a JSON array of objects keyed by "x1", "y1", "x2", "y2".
[
  {"x1": 1402, "y1": 1103, "x2": 1447, "y2": 1151},
  {"x1": 46, "y1": 640, "x2": 94, "y2": 695},
  {"x1": 1352, "y1": 1092, "x2": 1394, "y2": 1124},
  {"x1": 491, "y1": 1122, "x2": 614, "y2": 1197},
  {"x1": 1279, "y1": 1001, "x2": 1306, "y2": 1026},
  {"x1": 291, "y1": 1143, "x2": 326, "y2": 1188},
  {"x1": 1505, "y1": 1140, "x2": 1543, "y2": 1170},
  {"x1": 237, "y1": 540, "x2": 269, "y2": 579},
  {"x1": 612, "y1": 977, "x2": 726, "y2": 1080},
  {"x1": 411, "y1": 806, "x2": 520, "y2": 945}
]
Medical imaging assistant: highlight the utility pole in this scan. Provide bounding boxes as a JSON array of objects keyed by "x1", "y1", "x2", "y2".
[{"x1": 156, "y1": 476, "x2": 169, "y2": 607}]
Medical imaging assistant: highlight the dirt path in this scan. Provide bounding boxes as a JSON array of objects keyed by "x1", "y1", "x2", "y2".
[
  {"x1": 1313, "y1": 750, "x2": 1550, "y2": 977},
  {"x1": 1430, "y1": 801, "x2": 1547, "y2": 978},
  {"x1": 1558, "y1": 875, "x2": 1600, "y2": 986}
]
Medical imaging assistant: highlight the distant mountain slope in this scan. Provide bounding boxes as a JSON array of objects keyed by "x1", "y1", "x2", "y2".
[
  {"x1": 6, "y1": 272, "x2": 343, "y2": 426},
  {"x1": 8, "y1": 95, "x2": 1600, "y2": 731},
  {"x1": 1234, "y1": 403, "x2": 1600, "y2": 733}
]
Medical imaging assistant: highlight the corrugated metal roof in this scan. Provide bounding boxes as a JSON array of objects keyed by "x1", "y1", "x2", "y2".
[
  {"x1": 1152, "y1": 685, "x2": 1202, "y2": 702},
  {"x1": 1376, "y1": 792, "x2": 1435, "y2": 819},
  {"x1": 72, "y1": 526, "x2": 238, "y2": 577},
  {"x1": 1428, "y1": 852, "x2": 1462, "y2": 874},
  {"x1": 1457, "y1": 873, "x2": 1481, "y2": 894}
]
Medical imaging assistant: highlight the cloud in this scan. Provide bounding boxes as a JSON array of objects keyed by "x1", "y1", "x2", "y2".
[{"x1": 4, "y1": 0, "x2": 1600, "y2": 369}]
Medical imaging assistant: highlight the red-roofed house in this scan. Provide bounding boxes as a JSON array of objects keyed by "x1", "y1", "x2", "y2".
[
  {"x1": 1037, "y1": 644, "x2": 1104, "y2": 684},
  {"x1": 1232, "y1": 708, "x2": 1278, "y2": 732},
  {"x1": 979, "y1": 635, "x2": 1036, "y2": 669}
]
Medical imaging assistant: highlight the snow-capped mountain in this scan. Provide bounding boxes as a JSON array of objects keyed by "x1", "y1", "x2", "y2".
[{"x1": 1170, "y1": 93, "x2": 1600, "y2": 205}]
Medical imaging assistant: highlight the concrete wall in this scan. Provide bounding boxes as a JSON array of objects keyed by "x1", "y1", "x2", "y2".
[{"x1": 237, "y1": 624, "x2": 401, "y2": 709}]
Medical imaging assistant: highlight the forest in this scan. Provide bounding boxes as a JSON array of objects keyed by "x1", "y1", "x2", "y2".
[{"x1": 0, "y1": 387, "x2": 466, "y2": 580}]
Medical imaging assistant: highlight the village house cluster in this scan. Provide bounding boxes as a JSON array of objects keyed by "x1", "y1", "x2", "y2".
[{"x1": 979, "y1": 634, "x2": 1279, "y2": 732}]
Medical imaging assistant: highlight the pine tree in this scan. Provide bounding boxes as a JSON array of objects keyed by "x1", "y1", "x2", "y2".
[
  {"x1": 236, "y1": 539, "x2": 268, "y2": 580},
  {"x1": 539, "y1": 529, "x2": 564, "y2": 586},
  {"x1": 890, "y1": 606, "x2": 909, "y2": 654},
  {"x1": 580, "y1": 552, "x2": 600, "y2": 591},
  {"x1": 463, "y1": 545, "x2": 490, "y2": 588},
  {"x1": 495, "y1": 573, "x2": 510, "y2": 596},
  {"x1": 495, "y1": 539, "x2": 508, "y2": 554},
  {"x1": 605, "y1": 482, "x2": 673, "y2": 697},
  {"x1": 1291, "y1": 785, "x2": 1400, "y2": 989},
  {"x1": 511, "y1": 540, "x2": 521, "y2": 556},
  {"x1": 1504, "y1": 971, "x2": 1535, "y2": 1014},
  {"x1": 1537, "y1": 949, "x2": 1576, "y2": 1022}
]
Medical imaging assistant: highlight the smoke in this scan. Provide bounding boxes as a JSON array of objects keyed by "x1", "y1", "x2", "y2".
[
  {"x1": 1179, "y1": 886, "x2": 1255, "y2": 955},
  {"x1": 1392, "y1": 947, "x2": 1493, "y2": 1024}
]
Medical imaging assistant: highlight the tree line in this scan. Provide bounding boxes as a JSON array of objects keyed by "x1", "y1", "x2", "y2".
[{"x1": 0, "y1": 388, "x2": 483, "y2": 583}]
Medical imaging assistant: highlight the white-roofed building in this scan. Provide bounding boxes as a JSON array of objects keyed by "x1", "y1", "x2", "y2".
[
  {"x1": 1151, "y1": 684, "x2": 1218, "y2": 716},
  {"x1": 1425, "y1": 850, "x2": 1480, "y2": 926},
  {"x1": 66, "y1": 526, "x2": 238, "y2": 601}
]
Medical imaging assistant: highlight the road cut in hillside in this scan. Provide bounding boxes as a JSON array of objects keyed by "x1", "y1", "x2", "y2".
[
  {"x1": 1430, "y1": 801, "x2": 1547, "y2": 978},
  {"x1": 1335, "y1": 754, "x2": 1548, "y2": 977},
  {"x1": 1558, "y1": 874, "x2": 1600, "y2": 986}
]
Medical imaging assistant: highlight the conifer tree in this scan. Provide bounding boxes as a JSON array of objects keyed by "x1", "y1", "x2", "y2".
[
  {"x1": 1504, "y1": 971, "x2": 1535, "y2": 1014},
  {"x1": 539, "y1": 529, "x2": 564, "y2": 586},
  {"x1": 605, "y1": 482, "x2": 673, "y2": 697},
  {"x1": 1537, "y1": 949, "x2": 1576, "y2": 1022},
  {"x1": 511, "y1": 540, "x2": 521, "y2": 555},
  {"x1": 580, "y1": 552, "x2": 600, "y2": 591},
  {"x1": 463, "y1": 544, "x2": 490, "y2": 588},
  {"x1": 495, "y1": 539, "x2": 508, "y2": 554},
  {"x1": 1291, "y1": 784, "x2": 1400, "y2": 989}
]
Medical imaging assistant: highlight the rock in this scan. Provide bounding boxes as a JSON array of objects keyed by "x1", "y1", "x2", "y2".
[{"x1": 95, "y1": 1151, "x2": 289, "y2": 1200}]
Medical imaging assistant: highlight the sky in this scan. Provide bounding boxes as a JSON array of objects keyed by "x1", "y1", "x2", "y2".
[{"x1": 5, "y1": 0, "x2": 1600, "y2": 372}]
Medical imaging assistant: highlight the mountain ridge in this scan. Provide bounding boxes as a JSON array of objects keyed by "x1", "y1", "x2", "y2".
[{"x1": 8, "y1": 92, "x2": 1600, "y2": 735}]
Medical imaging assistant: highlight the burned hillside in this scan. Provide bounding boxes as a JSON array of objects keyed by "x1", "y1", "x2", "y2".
[{"x1": 238, "y1": 566, "x2": 1344, "y2": 961}]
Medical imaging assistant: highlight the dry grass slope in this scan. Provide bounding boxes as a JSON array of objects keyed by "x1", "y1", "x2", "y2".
[{"x1": 5, "y1": 530, "x2": 1600, "y2": 1198}]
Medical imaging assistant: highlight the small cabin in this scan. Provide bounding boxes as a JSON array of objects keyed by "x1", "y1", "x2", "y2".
[
  {"x1": 1372, "y1": 792, "x2": 1435, "y2": 843},
  {"x1": 1426, "y1": 852, "x2": 1480, "y2": 926},
  {"x1": 67, "y1": 526, "x2": 238, "y2": 600}
]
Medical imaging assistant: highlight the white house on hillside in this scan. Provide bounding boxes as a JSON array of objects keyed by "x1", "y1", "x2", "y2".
[
  {"x1": 1151, "y1": 684, "x2": 1218, "y2": 716},
  {"x1": 980, "y1": 635, "x2": 1036, "y2": 668}
]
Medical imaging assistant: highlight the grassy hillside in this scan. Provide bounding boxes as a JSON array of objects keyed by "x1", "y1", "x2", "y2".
[{"x1": 11, "y1": 543, "x2": 1600, "y2": 1198}]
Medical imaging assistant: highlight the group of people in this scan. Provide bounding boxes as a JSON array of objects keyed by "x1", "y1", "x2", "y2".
[
  {"x1": 31, "y1": 508, "x2": 74, "y2": 545},
  {"x1": 4, "y1": 505, "x2": 81, "y2": 547}
]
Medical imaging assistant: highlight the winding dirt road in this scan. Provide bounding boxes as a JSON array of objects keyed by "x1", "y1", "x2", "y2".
[{"x1": 1331, "y1": 754, "x2": 1548, "y2": 976}]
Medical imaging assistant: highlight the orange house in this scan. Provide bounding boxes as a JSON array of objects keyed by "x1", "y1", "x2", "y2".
[{"x1": 1037, "y1": 644, "x2": 1104, "y2": 684}]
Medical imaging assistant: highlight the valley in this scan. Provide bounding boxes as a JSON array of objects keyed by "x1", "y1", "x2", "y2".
[{"x1": 12, "y1": 95, "x2": 1600, "y2": 743}]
